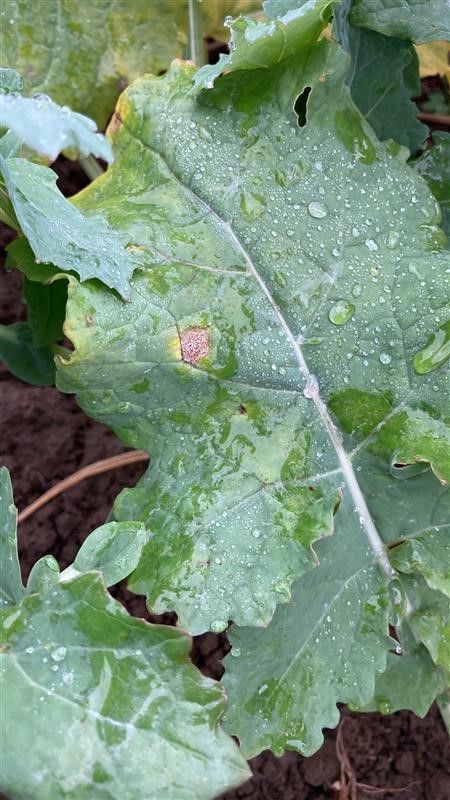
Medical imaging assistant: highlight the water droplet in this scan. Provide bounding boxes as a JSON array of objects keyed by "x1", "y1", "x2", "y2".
[
  {"x1": 379, "y1": 353, "x2": 391, "y2": 365},
  {"x1": 252, "y1": 529, "x2": 261, "y2": 539},
  {"x1": 377, "y1": 699, "x2": 391, "y2": 714},
  {"x1": 51, "y1": 646, "x2": 67, "y2": 662},
  {"x1": 230, "y1": 647, "x2": 241, "y2": 658},
  {"x1": 307, "y1": 201, "x2": 328, "y2": 219},
  {"x1": 210, "y1": 619, "x2": 227, "y2": 633},
  {"x1": 412, "y1": 320, "x2": 450, "y2": 375},
  {"x1": 365, "y1": 238, "x2": 378, "y2": 251},
  {"x1": 25, "y1": 646, "x2": 34, "y2": 654},
  {"x1": 328, "y1": 300, "x2": 355, "y2": 325},
  {"x1": 385, "y1": 231, "x2": 399, "y2": 249},
  {"x1": 352, "y1": 284, "x2": 362, "y2": 298},
  {"x1": 303, "y1": 374, "x2": 319, "y2": 398}
]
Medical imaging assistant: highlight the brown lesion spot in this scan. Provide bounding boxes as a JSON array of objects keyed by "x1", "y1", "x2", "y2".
[
  {"x1": 110, "y1": 110, "x2": 123, "y2": 132},
  {"x1": 180, "y1": 327, "x2": 210, "y2": 365}
]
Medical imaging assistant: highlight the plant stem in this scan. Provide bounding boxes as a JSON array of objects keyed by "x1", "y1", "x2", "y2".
[
  {"x1": 18, "y1": 450, "x2": 149, "y2": 524},
  {"x1": 0, "y1": 185, "x2": 20, "y2": 232},
  {"x1": 78, "y1": 155, "x2": 104, "y2": 181},
  {"x1": 188, "y1": 0, "x2": 206, "y2": 66}
]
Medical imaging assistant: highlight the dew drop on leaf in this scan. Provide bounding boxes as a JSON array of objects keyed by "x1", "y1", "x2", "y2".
[
  {"x1": 328, "y1": 300, "x2": 355, "y2": 326},
  {"x1": 307, "y1": 201, "x2": 328, "y2": 219},
  {"x1": 412, "y1": 320, "x2": 450, "y2": 375},
  {"x1": 379, "y1": 353, "x2": 392, "y2": 365},
  {"x1": 210, "y1": 619, "x2": 227, "y2": 633},
  {"x1": 50, "y1": 646, "x2": 67, "y2": 662}
]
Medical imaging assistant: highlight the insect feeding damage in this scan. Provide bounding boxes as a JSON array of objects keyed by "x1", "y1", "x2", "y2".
[{"x1": 180, "y1": 327, "x2": 210, "y2": 365}]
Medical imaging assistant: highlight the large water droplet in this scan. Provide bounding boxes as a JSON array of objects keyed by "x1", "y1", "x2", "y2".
[
  {"x1": 328, "y1": 300, "x2": 355, "y2": 325},
  {"x1": 379, "y1": 353, "x2": 392, "y2": 365},
  {"x1": 352, "y1": 284, "x2": 362, "y2": 298},
  {"x1": 51, "y1": 646, "x2": 67, "y2": 662},
  {"x1": 412, "y1": 321, "x2": 450, "y2": 375},
  {"x1": 210, "y1": 619, "x2": 227, "y2": 633},
  {"x1": 385, "y1": 231, "x2": 400, "y2": 249},
  {"x1": 307, "y1": 201, "x2": 328, "y2": 219}
]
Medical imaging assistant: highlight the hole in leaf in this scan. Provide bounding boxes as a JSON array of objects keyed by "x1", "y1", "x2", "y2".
[
  {"x1": 295, "y1": 86, "x2": 311, "y2": 128},
  {"x1": 238, "y1": 404, "x2": 247, "y2": 414}
]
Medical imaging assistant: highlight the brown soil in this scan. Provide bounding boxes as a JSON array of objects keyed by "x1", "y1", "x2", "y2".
[{"x1": 2, "y1": 88, "x2": 450, "y2": 795}]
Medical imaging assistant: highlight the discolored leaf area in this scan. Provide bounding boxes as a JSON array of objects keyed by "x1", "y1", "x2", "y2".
[
  {"x1": 0, "y1": 0, "x2": 260, "y2": 129},
  {"x1": 0, "y1": 469, "x2": 250, "y2": 799},
  {"x1": 53, "y1": 0, "x2": 450, "y2": 655}
]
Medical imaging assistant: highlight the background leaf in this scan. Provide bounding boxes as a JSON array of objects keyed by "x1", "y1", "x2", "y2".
[
  {"x1": 414, "y1": 132, "x2": 450, "y2": 238},
  {"x1": 0, "y1": 157, "x2": 135, "y2": 298},
  {"x1": 348, "y1": 0, "x2": 450, "y2": 44},
  {"x1": 0, "y1": 572, "x2": 250, "y2": 799},
  {"x1": 0, "y1": 322, "x2": 56, "y2": 386},
  {"x1": 0, "y1": 467, "x2": 24, "y2": 608},
  {"x1": 0, "y1": 0, "x2": 261, "y2": 129},
  {"x1": 72, "y1": 521, "x2": 148, "y2": 587},
  {"x1": 0, "y1": 92, "x2": 113, "y2": 163}
]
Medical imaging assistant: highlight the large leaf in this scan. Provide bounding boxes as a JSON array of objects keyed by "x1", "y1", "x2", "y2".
[
  {"x1": 0, "y1": 0, "x2": 260, "y2": 129},
  {"x1": 332, "y1": 2, "x2": 427, "y2": 152},
  {"x1": 0, "y1": 572, "x2": 250, "y2": 799},
  {"x1": 0, "y1": 467, "x2": 24, "y2": 608},
  {"x1": 348, "y1": 0, "x2": 450, "y2": 43},
  {"x1": 0, "y1": 157, "x2": 136, "y2": 298},
  {"x1": 221, "y1": 505, "x2": 393, "y2": 757},
  {"x1": 55, "y1": 16, "x2": 450, "y2": 643}
]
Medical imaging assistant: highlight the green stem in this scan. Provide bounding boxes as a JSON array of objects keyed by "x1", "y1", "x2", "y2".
[
  {"x1": 0, "y1": 185, "x2": 20, "y2": 232},
  {"x1": 78, "y1": 155, "x2": 104, "y2": 181},
  {"x1": 188, "y1": 0, "x2": 206, "y2": 66}
]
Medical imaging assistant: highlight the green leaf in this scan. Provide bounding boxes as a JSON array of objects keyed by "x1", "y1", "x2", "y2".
[
  {"x1": 359, "y1": 627, "x2": 447, "y2": 716},
  {"x1": 348, "y1": 0, "x2": 450, "y2": 44},
  {"x1": 56, "y1": 34, "x2": 449, "y2": 635},
  {"x1": 0, "y1": 157, "x2": 135, "y2": 298},
  {"x1": 0, "y1": 322, "x2": 56, "y2": 385},
  {"x1": 0, "y1": 572, "x2": 250, "y2": 799},
  {"x1": 414, "y1": 132, "x2": 450, "y2": 238},
  {"x1": 0, "y1": 0, "x2": 261, "y2": 129},
  {"x1": 26, "y1": 556, "x2": 60, "y2": 595},
  {"x1": 72, "y1": 521, "x2": 149, "y2": 588},
  {"x1": 0, "y1": 67, "x2": 23, "y2": 94},
  {"x1": 401, "y1": 575, "x2": 450, "y2": 670},
  {"x1": 193, "y1": 0, "x2": 334, "y2": 90},
  {"x1": 0, "y1": 467, "x2": 24, "y2": 608},
  {"x1": 390, "y1": 527, "x2": 450, "y2": 595},
  {"x1": 23, "y1": 276, "x2": 67, "y2": 348},
  {"x1": 334, "y1": 21, "x2": 427, "y2": 152},
  {"x1": 221, "y1": 506, "x2": 392, "y2": 757},
  {"x1": 0, "y1": 92, "x2": 113, "y2": 163}
]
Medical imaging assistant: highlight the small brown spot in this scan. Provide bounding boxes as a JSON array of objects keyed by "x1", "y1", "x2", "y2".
[
  {"x1": 110, "y1": 110, "x2": 123, "y2": 132},
  {"x1": 180, "y1": 327, "x2": 210, "y2": 365},
  {"x1": 238, "y1": 404, "x2": 247, "y2": 415}
]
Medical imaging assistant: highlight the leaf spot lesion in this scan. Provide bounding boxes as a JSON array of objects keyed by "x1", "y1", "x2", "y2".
[{"x1": 180, "y1": 327, "x2": 210, "y2": 364}]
